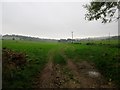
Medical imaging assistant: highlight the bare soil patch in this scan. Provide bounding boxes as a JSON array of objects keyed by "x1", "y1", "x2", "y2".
[
  {"x1": 32, "y1": 49, "x2": 55, "y2": 88},
  {"x1": 67, "y1": 60, "x2": 115, "y2": 88}
]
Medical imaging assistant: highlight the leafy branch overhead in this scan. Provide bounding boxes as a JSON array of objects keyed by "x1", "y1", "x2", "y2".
[{"x1": 84, "y1": 0, "x2": 120, "y2": 23}]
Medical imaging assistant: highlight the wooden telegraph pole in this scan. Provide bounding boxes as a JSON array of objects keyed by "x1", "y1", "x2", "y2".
[
  {"x1": 109, "y1": 32, "x2": 110, "y2": 44},
  {"x1": 72, "y1": 31, "x2": 73, "y2": 43}
]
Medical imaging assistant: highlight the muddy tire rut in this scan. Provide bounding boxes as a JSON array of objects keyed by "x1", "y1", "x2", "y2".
[{"x1": 33, "y1": 48, "x2": 115, "y2": 88}]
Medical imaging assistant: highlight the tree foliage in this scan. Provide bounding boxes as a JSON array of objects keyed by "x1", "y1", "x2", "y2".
[{"x1": 84, "y1": 0, "x2": 120, "y2": 23}]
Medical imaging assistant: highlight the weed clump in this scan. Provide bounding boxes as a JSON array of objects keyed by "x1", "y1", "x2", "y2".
[
  {"x1": 54, "y1": 54, "x2": 66, "y2": 65},
  {"x1": 86, "y1": 42, "x2": 95, "y2": 45},
  {"x1": 2, "y1": 48, "x2": 27, "y2": 88}
]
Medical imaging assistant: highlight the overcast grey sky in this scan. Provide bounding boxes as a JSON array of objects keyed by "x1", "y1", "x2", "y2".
[{"x1": 1, "y1": 0, "x2": 118, "y2": 39}]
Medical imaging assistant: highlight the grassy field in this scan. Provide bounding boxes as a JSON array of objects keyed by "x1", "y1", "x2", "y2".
[
  {"x1": 2, "y1": 40, "x2": 63, "y2": 88},
  {"x1": 65, "y1": 43, "x2": 119, "y2": 85},
  {"x1": 2, "y1": 39, "x2": 120, "y2": 88}
]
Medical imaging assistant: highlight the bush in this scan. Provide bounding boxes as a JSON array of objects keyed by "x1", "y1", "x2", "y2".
[
  {"x1": 2, "y1": 48, "x2": 27, "y2": 87},
  {"x1": 86, "y1": 42, "x2": 95, "y2": 45}
]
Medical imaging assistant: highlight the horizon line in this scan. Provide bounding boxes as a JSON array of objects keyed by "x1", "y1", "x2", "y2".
[{"x1": 1, "y1": 34, "x2": 119, "y2": 40}]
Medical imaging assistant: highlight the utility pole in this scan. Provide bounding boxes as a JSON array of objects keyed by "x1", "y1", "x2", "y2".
[
  {"x1": 72, "y1": 31, "x2": 73, "y2": 43},
  {"x1": 109, "y1": 32, "x2": 110, "y2": 44}
]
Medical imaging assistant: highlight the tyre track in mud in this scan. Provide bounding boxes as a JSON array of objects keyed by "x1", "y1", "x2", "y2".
[
  {"x1": 32, "y1": 48, "x2": 72, "y2": 88},
  {"x1": 61, "y1": 46, "x2": 115, "y2": 88},
  {"x1": 32, "y1": 49, "x2": 55, "y2": 88},
  {"x1": 33, "y1": 46, "x2": 116, "y2": 88}
]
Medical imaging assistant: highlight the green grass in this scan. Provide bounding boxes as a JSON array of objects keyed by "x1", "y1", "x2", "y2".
[
  {"x1": 79, "y1": 39, "x2": 120, "y2": 48},
  {"x1": 65, "y1": 43, "x2": 120, "y2": 87},
  {"x1": 53, "y1": 53, "x2": 66, "y2": 65},
  {"x1": 80, "y1": 39, "x2": 119, "y2": 45},
  {"x1": 2, "y1": 39, "x2": 120, "y2": 88},
  {"x1": 2, "y1": 40, "x2": 62, "y2": 88}
]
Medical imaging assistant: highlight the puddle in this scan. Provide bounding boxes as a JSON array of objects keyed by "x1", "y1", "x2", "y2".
[{"x1": 88, "y1": 71, "x2": 101, "y2": 78}]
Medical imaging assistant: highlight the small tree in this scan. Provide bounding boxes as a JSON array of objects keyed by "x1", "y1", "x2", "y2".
[{"x1": 12, "y1": 37, "x2": 15, "y2": 40}]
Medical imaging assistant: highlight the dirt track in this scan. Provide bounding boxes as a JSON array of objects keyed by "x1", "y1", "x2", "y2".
[{"x1": 33, "y1": 48, "x2": 115, "y2": 88}]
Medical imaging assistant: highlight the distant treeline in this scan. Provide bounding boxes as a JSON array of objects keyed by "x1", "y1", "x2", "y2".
[
  {"x1": 2, "y1": 34, "x2": 120, "y2": 42},
  {"x1": 2, "y1": 34, "x2": 58, "y2": 42}
]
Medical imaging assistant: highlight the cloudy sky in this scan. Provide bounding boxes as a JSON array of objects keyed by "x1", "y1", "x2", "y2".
[{"x1": 1, "y1": 0, "x2": 118, "y2": 39}]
